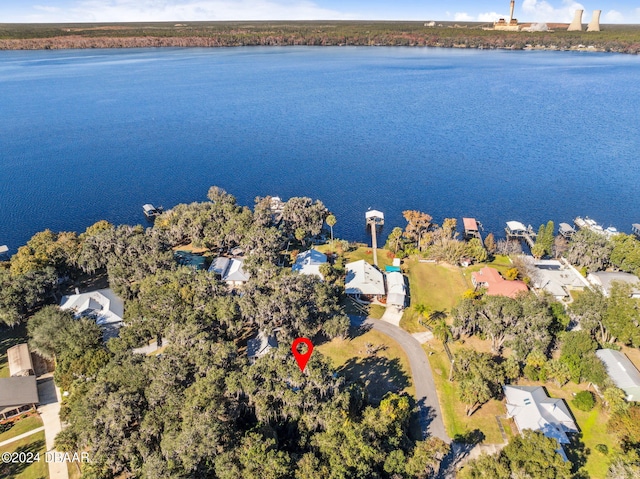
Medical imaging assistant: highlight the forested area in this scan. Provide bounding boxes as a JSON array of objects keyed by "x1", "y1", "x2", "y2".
[
  {"x1": 0, "y1": 186, "x2": 455, "y2": 478},
  {"x1": 2, "y1": 21, "x2": 640, "y2": 54}
]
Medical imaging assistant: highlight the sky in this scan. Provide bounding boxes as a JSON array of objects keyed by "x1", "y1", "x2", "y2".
[{"x1": 1, "y1": 0, "x2": 639, "y2": 24}]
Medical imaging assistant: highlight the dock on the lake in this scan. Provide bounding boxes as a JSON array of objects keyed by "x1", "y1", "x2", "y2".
[
  {"x1": 462, "y1": 217, "x2": 482, "y2": 241},
  {"x1": 505, "y1": 221, "x2": 536, "y2": 248}
]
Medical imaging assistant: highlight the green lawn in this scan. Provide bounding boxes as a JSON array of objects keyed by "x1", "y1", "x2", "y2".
[
  {"x1": 400, "y1": 260, "x2": 468, "y2": 333},
  {"x1": 317, "y1": 329, "x2": 415, "y2": 402},
  {"x1": 0, "y1": 431, "x2": 48, "y2": 479},
  {"x1": 0, "y1": 324, "x2": 29, "y2": 378},
  {"x1": 425, "y1": 344, "x2": 504, "y2": 444},
  {"x1": 0, "y1": 415, "x2": 43, "y2": 443}
]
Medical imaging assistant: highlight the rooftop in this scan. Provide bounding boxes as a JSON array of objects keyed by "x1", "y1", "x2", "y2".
[
  {"x1": 462, "y1": 217, "x2": 478, "y2": 231},
  {"x1": 504, "y1": 385, "x2": 578, "y2": 445},
  {"x1": 345, "y1": 260, "x2": 385, "y2": 296},
  {"x1": 7, "y1": 343, "x2": 34, "y2": 377},
  {"x1": 596, "y1": 349, "x2": 640, "y2": 401},
  {"x1": 0, "y1": 376, "x2": 39, "y2": 410},
  {"x1": 472, "y1": 266, "x2": 528, "y2": 299},
  {"x1": 60, "y1": 288, "x2": 124, "y2": 326},
  {"x1": 587, "y1": 271, "x2": 640, "y2": 297},
  {"x1": 292, "y1": 249, "x2": 327, "y2": 278},
  {"x1": 506, "y1": 220, "x2": 527, "y2": 232}
]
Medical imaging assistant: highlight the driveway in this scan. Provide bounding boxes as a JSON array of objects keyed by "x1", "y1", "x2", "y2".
[
  {"x1": 37, "y1": 374, "x2": 69, "y2": 479},
  {"x1": 350, "y1": 316, "x2": 450, "y2": 443}
]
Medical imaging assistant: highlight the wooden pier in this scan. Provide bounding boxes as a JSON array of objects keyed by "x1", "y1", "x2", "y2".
[
  {"x1": 366, "y1": 210, "x2": 384, "y2": 267},
  {"x1": 505, "y1": 221, "x2": 537, "y2": 248}
]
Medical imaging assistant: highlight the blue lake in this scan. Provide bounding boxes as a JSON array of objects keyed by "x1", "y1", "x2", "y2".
[{"x1": 1, "y1": 46, "x2": 639, "y2": 250}]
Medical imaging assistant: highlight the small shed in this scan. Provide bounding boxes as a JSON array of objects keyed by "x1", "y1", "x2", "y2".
[
  {"x1": 596, "y1": 349, "x2": 640, "y2": 401},
  {"x1": 8, "y1": 344, "x2": 34, "y2": 377}
]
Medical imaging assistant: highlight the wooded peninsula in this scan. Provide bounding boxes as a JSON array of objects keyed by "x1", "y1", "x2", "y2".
[{"x1": 2, "y1": 21, "x2": 640, "y2": 53}]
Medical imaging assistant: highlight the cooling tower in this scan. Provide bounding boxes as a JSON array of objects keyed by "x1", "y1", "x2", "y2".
[
  {"x1": 567, "y1": 9, "x2": 583, "y2": 31},
  {"x1": 587, "y1": 10, "x2": 601, "y2": 32}
]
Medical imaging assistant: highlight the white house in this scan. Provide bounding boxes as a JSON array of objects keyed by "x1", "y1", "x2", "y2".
[
  {"x1": 528, "y1": 258, "x2": 586, "y2": 300},
  {"x1": 504, "y1": 385, "x2": 578, "y2": 459},
  {"x1": 60, "y1": 288, "x2": 124, "y2": 330},
  {"x1": 209, "y1": 257, "x2": 251, "y2": 286},
  {"x1": 596, "y1": 349, "x2": 640, "y2": 402},
  {"x1": 386, "y1": 272, "x2": 406, "y2": 309},
  {"x1": 292, "y1": 249, "x2": 327, "y2": 279},
  {"x1": 345, "y1": 260, "x2": 385, "y2": 300},
  {"x1": 587, "y1": 272, "x2": 640, "y2": 298}
]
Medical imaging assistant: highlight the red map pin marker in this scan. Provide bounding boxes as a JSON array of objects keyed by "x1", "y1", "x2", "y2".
[{"x1": 291, "y1": 337, "x2": 314, "y2": 372}]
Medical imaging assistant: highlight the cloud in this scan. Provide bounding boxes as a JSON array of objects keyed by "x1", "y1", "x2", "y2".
[
  {"x1": 603, "y1": 10, "x2": 624, "y2": 23},
  {"x1": 453, "y1": 12, "x2": 474, "y2": 22},
  {"x1": 521, "y1": 0, "x2": 585, "y2": 23},
  {"x1": 33, "y1": 5, "x2": 62, "y2": 13},
  {"x1": 477, "y1": 12, "x2": 503, "y2": 22},
  {"x1": 21, "y1": 0, "x2": 351, "y2": 23}
]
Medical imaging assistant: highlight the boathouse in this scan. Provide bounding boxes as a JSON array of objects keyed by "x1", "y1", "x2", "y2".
[{"x1": 462, "y1": 218, "x2": 481, "y2": 240}]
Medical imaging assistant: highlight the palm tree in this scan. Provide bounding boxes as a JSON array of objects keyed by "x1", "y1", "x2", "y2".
[{"x1": 326, "y1": 214, "x2": 337, "y2": 241}]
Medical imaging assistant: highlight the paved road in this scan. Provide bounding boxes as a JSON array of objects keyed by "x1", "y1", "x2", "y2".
[{"x1": 350, "y1": 316, "x2": 450, "y2": 443}]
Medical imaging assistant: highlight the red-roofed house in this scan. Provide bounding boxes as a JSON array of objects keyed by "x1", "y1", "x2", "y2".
[{"x1": 471, "y1": 266, "x2": 528, "y2": 298}]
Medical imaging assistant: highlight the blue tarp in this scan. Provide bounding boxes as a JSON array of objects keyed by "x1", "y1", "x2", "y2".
[{"x1": 385, "y1": 266, "x2": 401, "y2": 272}]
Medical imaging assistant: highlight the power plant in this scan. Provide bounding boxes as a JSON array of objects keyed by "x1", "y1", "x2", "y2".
[
  {"x1": 587, "y1": 10, "x2": 601, "y2": 32},
  {"x1": 485, "y1": 2, "x2": 602, "y2": 33},
  {"x1": 567, "y1": 9, "x2": 583, "y2": 31}
]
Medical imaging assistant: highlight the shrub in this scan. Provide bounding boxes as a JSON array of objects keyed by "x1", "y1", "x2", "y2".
[
  {"x1": 523, "y1": 364, "x2": 539, "y2": 381},
  {"x1": 572, "y1": 390, "x2": 596, "y2": 411},
  {"x1": 595, "y1": 444, "x2": 609, "y2": 455},
  {"x1": 504, "y1": 267, "x2": 519, "y2": 280}
]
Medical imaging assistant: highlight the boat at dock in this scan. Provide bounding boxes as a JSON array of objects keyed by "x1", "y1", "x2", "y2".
[
  {"x1": 574, "y1": 216, "x2": 620, "y2": 238},
  {"x1": 143, "y1": 204, "x2": 163, "y2": 219}
]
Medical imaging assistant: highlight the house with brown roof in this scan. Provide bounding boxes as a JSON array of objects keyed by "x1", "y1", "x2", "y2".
[{"x1": 471, "y1": 266, "x2": 528, "y2": 299}]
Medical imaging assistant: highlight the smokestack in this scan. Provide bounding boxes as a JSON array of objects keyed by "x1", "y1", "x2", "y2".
[
  {"x1": 509, "y1": 0, "x2": 515, "y2": 22},
  {"x1": 567, "y1": 9, "x2": 583, "y2": 31},
  {"x1": 587, "y1": 10, "x2": 601, "y2": 32}
]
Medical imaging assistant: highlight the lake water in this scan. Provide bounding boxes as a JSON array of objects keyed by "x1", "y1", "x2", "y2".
[{"x1": 1, "y1": 46, "x2": 639, "y2": 250}]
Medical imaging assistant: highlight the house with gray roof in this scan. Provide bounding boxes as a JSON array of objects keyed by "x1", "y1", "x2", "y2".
[
  {"x1": 0, "y1": 376, "x2": 39, "y2": 420},
  {"x1": 386, "y1": 272, "x2": 406, "y2": 310},
  {"x1": 60, "y1": 288, "x2": 125, "y2": 339},
  {"x1": 528, "y1": 259, "x2": 587, "y2": 300},
  {"x1": 292, "y1": 249, "x2": 327, "y2": 279},
  {"x1": 209, "y1": 257, "x2": 250, "y2": 286},
  {"x1": 345, "y1": 260, "x2": 385, "y2": 301},
  {"x1": 504, "y1": 385, "x2": 578, "y2": 459},
  {"x1": 587, "y1": 272, "x2": 640, "y2": 298},
  {"x1": 596, "y1": 349, "x2": 640, "y2": 401},
  {"x1": 247, "y1": 331, "x2": 278, "y2": 363}
]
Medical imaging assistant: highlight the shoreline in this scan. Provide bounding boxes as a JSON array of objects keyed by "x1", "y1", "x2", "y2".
[{"x1": 0, "y1": 37, "x2": 618, "y2": 54}]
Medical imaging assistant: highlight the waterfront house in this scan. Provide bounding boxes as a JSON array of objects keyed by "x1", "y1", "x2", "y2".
[
  {"x1": 386, "y1": 272, "x2": 406, "y2": 310},
  {"x1": 528, "y1": 259, "x2": 586, "y2": 301},
  {"x1": 345, "y1": 260, "x2": 385, "y2": 301},
  {"x1": 587, "y1": 272, "x2": 640, "y2": 298},
  {"x1": 503, "y1": 385, "x2": 578, "y2": 460},
  {"x1": 596, "y1": 349, "x2": 640, "y2": 401},
  {"x1": 292, "y1": 249, "x2": 327, "y2": 279},
  {"x1": 471, "y1": 267, "x2": 528, "y2": 299}
]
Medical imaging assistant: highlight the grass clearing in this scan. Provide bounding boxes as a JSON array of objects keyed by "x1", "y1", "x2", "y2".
[
  {"x1": 317, "y1": 328, "x2": 415, "y2": 402},
  {"x1": 0, "y1": 324, "x2": 29, "y2": 378},
  {"x1": 0, "y1": 415, "x2": 43, "y2": 443},
  {"x1": 0, "y1": 431, "x2": 48, "y2": 479},
  {"x1": 424, "y1": 343, "x2": 504, "y2": 444},
  {"x1": 401, "y1": 260, "x2": 468, "y2": 333}
]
